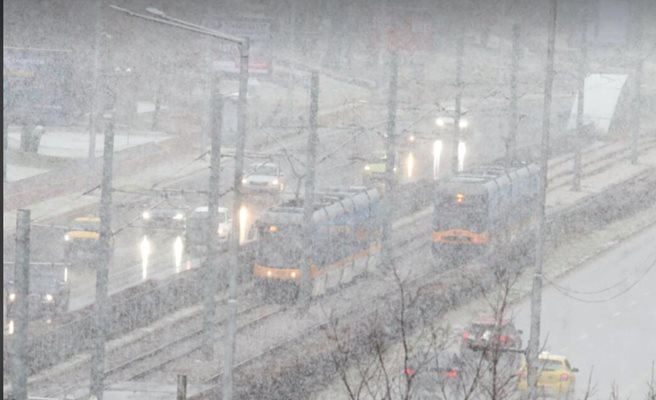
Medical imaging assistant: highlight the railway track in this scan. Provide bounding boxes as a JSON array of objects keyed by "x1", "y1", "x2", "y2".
[{"x1": 18, "y1": 140, "x2": 655, "y2": 398}]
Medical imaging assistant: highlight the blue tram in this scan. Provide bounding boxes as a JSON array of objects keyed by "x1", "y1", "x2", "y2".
[
  {"x1": 253, "y1": 187, "x2": 382, "y2": 297},
  {"x1": 432, "y1": 163, "x2": 539, "y2": 262}
]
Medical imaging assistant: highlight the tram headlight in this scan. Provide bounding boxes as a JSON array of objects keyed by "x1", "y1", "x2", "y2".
[
  {"x1": 64, "y1": 234, "x2": 71, "y2": 241},
  {"x1": 44, "y1": 294, "x2": 54, "y2": 303}
]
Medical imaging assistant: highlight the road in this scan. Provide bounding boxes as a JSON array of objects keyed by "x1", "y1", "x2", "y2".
[
  {"x1": 3, "y1": 88, "x2": 574, "y2": 316},
  {"x1": 512, "y1": 223, "x2": 656, "y2": 399}
]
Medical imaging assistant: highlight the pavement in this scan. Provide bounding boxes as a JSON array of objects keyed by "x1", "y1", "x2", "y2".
[{"x1": 312, "y1": 146, "x2": 656, "y2": 399}]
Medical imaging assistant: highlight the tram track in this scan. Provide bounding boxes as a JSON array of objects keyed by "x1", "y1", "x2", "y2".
[{"x1": 20, "y1": 140, "x2": 656, "y2": 398}]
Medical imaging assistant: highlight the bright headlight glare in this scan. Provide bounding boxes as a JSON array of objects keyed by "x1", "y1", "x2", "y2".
[
  {"x1": 173, "y1": 213, "x2": 184, "y2": 220},
  {"x1": 44, "y1": 294, "x2": 54, "y2": 302},
  {"x1": 142, "y1": 211, "x2": 151, "y2": 220},
  {"x1": 64, "y1": 234, "x2": 70, "y2": 241},
  {"x1": 409, "y1": 135, "x2": 416, "y2": 142},
  {"x1": 459, "y1": 119, "x2": 469, "y2": 129},
  {"x1": 271, "y1": 178, "x2": 279, "y2": 186},
  {"x1": 435, "y1": 118, "x2": 445, "y2": 127},
  {"x1": 8, "y1": 293, "x2": 16, "y2": 302},
  {"x1": 241, "y1": 178, "x2": 248, "y2": 184},
  {"x1": 364, "y1": 165, "x2": 371, "y2": 171}
]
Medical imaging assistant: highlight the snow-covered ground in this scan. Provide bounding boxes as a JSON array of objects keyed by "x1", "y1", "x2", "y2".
[
  {"x1": 5, "y1": 164, "x2": 49, "y2": 182},
  {"x1": 7, "y1": 129, "x2": 171, "y2": 159}
]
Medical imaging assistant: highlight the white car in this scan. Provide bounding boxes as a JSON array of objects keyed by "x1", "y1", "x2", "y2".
[
  {"x1": 241, "y1": 162, "x2": 284, "y2": 193},
  {"x1": 403, "y1": 105, "x2": 471, "y2": 147},
  {"x1": 434, "y1": 105, "x2": 470, "y2": 131}
]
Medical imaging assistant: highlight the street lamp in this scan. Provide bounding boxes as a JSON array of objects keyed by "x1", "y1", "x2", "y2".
[{"x1": 108, "y1": 6, "x2": 249, "y2": 400}]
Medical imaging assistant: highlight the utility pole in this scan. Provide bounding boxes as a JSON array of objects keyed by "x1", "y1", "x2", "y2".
[
  {"x1": 88, "y1": 0, "x2": 103, "y2": 165},
  {"x1": 222, "y1": 38, "x2": 249, "y2": 400},
  {"x1": 452, "y1": 28, "x2": 465, "y2": 174},
  {"x1": 3, "y1": 118, "x2": 8, "y2": 185},
  {"x1": 285, "y1": 0, "x2": 297, "y2": 128},
  {"x1": 202, "y1": 75, "x2": 223, "y2": 359},
  {"x1": 299, "y1": 70, "x2": 320, "y2": 306},
  {"x1": 381, "y1": 49, "x2": 398, "y2": 270},
  {"x1": 89, "y1": 113, "x2": 115, "y2": 400},
  {"x1": 527, "y1": 1, "x2": 557, "y2": 399},
  {"x1": 573, "y1": 2, "x2": 588, "y2": 192},
  {"x1": 11, "y1": 209, "x2": 30, "y2": 400},
  {"x1": 631, "y1": 0, "x2": 643, "y2": 165},
  {"x1": 3, "y1": 70, "x2": 9, "y2": 185},
  {"x1": 176, "y1": 374, "x2": 187, "y2": 400},
  {"x1": 507, "y1": 9, "x2": 521, "y2": 167}
]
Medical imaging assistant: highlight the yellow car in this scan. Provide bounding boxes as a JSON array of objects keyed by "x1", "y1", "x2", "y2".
[
  {"x1": 64, "y1": 216, "x2": 102, "y2": 264},
  {"x1": 517, "y1": 352, "x2": 578, "y2": 399}
]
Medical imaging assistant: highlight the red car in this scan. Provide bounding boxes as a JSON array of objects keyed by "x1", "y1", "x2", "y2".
[{"x1": 460, "y1": 317, "x2": 523, "y2": 354}]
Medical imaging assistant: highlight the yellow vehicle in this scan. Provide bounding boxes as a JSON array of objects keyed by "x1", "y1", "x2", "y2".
[
  {"x1": 64, "y1": 216, "x2": 102, "y2": 265},
  {"x1": 517, "y1": 352, "x2": 578, "y2": 399}
]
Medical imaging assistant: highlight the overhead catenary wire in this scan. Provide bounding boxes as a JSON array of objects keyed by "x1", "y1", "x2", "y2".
[{"x1": 542, "y1": 255, "x2": 656, "y2": 304}]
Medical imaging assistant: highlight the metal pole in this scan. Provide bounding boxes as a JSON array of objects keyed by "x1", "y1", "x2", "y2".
[
  {"x1": 11, "y1": 209, "x2": 30, "y2": 400},
  {"x1": 380, "y1": 49, "x2": 398, "y2": 270},
  {"x1": 507, "y1": 16, "x2": 520, "y2": 167},
  {"x1": 299, "y1": 70, "x2": 320, "y2": 306},
  {"x1": 89, "y1": 113, "x2": 115, "y2": 400},
  {"x1": 176, "y1": 374, "x2": 188, "y2": 400},
  {"x1": 88, "y1": 0, "x2": 103, "y2": 165},
  {"x1": 202, "y1": 75, "x2": 223, "y2": 359},
  {"x1": 3, "y1": 119, "x2": 8, "y2": 185},
  {"x1": 573, "y1": 5, "x2": 587, "y2": 191},
  {"x1": 631, "y1": 0, "x2": 643, "y2": 165},
  {"x1": 222, "y1": 38, "x2": 249, "y2": 400},
  {"x1": 452, "y1": 29, "x2": 464, "y2": 174},
  {"x1": 527, "y1": 1, "x2": 557, "y2": 399}
]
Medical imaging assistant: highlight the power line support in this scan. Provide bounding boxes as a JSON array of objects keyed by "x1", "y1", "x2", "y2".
[
  {"x1": 11, "y1": 209, "x2": 31, "y2": 400},
  {"x1": 573, "y1": 4, "x2": 588, "y2": 192},
  {"x1": 299, "y1": 70, "x2": 320, "y2": 306},
  {"x1": 88, "y1": 0, "x2": 103, "y2": 165},
  {"x1": 202, "y1": 75, "x2": 223, "y2": 359},
  {"x1": 89, "y1": 113, "x2": 115, "y2": 400},
  {"x1": 176, "y1": 374, "x2": 188, "y2": 400},
  {"x1": 452, "y1": 29, "x2": 465, "y2": 174},
  {"x1": 527, "y1": 1, "x2": 557, "y2": 399},
  {"x1": 222, "y1": 38, "x2": 249, "y2": 400},
  {"x1": 381, "y1": 49, "x2": 398, "y2": 270},
  {"x1": 507, "y1": 16, "x2": 520, "y2": 167},
  {"x1": 3, "y1": 118, "x2": 8, "y2": 185},
  {"x1": 631, "y1": 0, "x2": 643, "y2": 165}
]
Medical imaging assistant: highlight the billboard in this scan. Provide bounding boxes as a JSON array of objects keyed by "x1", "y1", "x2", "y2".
[
  {"x1": 214, "y1": 16, "x2": 273, "y2": 75},
  {"x1": 3, "y1": 46, "x2": 77, "y2": 124}
]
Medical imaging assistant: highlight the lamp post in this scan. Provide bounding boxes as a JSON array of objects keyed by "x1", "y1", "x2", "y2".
[{"x1": 109, "y1": 7, "x2": 250, "y2": 400}]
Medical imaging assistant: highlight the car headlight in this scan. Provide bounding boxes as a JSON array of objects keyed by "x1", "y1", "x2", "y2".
[
  {"x1": 241, "y1": 178, "x2": 248, "y2": 185},
  {"x1": 364, "y1": 165, "x2": 371, "y2": 171},
  {"x1": 44, "y1": 294, "x2": 54, "y2": 303},
  {"x1": 435, "y1": 118, "x2": 445, "y2": 127},
  {"x1": 459, "y1": 119, "x2": 469, "y2": 129},
  {"x1": 64, "y1": 234, "x2": 70, "y2": 241},
  {"x1": 271, "y1": 178, "x2": 279, "y2": 186},
  {"x1": 408, "y1": 135, "x2": 416, "y2": 142},
  {"x1": 142, "y1": 211, "x2": 151, "y2": 220},
  {"x1": 218, "y1": 226, "x2": 227, "y2": 236},
  {"x1": 8, "y1": 293, "x2": 16, "y2": 302},
  {"x1": 173, "y1": 213, "x2": 185, "y2": 220}
]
